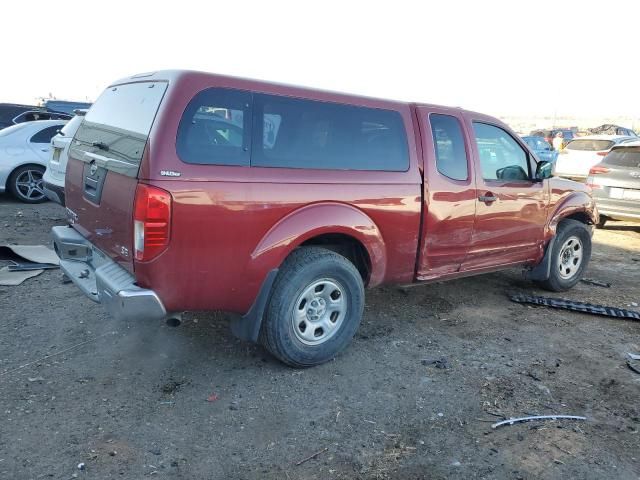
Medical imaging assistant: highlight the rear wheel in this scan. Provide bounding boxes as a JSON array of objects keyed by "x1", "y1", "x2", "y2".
[
  {"x1": 8, "y1": 165, "x2": 47, "y2": 203},
  {"x1": 537, "y1": 219, "x2": 591, "y2": 291},
  {"x1": 260, "y1": 247, "x2": 364, "y2": 367}
]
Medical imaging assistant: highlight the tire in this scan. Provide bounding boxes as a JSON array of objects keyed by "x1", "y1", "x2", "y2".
[
  {"x1": 596, "y1": 216, "x2": 607, "y2": 229},
  {"x1": 260, "y1": 247, "x2": 365, "y2": 367},
  {"x1": 536, "y1": 219, "x2": 592, "y2": 292},
  {"x1": 8, "y1": 165, "x2": 48, "y2": 203}
]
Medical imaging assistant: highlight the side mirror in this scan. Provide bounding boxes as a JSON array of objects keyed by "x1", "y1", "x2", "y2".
[{"x1": 536, "y1": 160, "x2": 554, "y2": 180}]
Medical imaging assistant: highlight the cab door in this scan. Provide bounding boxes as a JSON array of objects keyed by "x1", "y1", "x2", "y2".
[
  {"x1": 462, "y1": 119, "x2": 548, "y2": 270},
  {"x1": 416, "y1": 107, "x2": 476, "y2": 280}
]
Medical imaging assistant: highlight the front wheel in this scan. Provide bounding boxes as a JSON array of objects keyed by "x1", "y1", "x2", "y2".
[
  {"x1": 537, "y1": 219, "x2": 592, "y2": 292},
  {"x1": 260, "y1": 247, "x2": 364, "y2": 367}
]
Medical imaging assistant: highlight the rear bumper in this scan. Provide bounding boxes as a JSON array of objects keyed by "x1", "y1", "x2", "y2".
[
  {"x1": 51, "y1": 225, "x2": 166, "y2": 322},
  {"x1": 592, "y1": 194, "x2": 640, "y2": 222},
  {"x1": 43, "y1": 180, "x2": 65, "y2": 205}
]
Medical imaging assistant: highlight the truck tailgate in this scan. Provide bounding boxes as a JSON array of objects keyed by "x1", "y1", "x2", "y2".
[{"x1": 63, "y1": 81, "x2": 168, "y2": 273}]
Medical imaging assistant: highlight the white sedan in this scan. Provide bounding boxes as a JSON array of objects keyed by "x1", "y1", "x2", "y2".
[
  {"x1": 0, "y1": 120, "x2": 67, "y2": 203},
  {"x1": 554, "y1": 135, "x2": 636, "y2": 181}
]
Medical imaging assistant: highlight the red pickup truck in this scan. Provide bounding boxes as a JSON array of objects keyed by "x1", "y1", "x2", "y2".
[{"x1": 52, "y1": 70, "x2": 597, "y2": 366}]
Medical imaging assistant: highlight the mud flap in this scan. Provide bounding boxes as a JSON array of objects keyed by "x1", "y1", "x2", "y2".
[
  {"x1": 230, "y1": 269, "x2": 279, "y2": 342},
  {"x1": 524, "y1": 236, "x2": 555, "y2": 281}
]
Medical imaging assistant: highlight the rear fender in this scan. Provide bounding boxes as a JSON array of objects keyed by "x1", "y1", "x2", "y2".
[{"x1": 249, "y1": 202, "x2": 387, "y2": 286}]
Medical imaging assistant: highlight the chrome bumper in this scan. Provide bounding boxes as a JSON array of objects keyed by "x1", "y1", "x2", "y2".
[{"x1": 51, "y1": 225, "x2": 166, "y2": 322}]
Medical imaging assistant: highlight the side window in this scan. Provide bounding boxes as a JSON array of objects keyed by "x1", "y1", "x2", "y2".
[
  {"x1": 473, "y1": 122, "x2": 531, "y2": 181},
  {"x1": 176, "y1": 88, "x2": 251, "y2": 166},
  {"x1": 251, "y1": 94, "x2": 409, "y2": 171},
  {"x1": 429, "y1": 114, "x2": 468, "y2": 181},
  {"x1": 30, "y1": 125, "x2": 62, "y2": 143}
]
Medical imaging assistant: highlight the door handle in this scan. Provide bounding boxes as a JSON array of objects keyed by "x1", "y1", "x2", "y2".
[
  {"x1": 479, "y1": 193, "x2": 497, "y2": 203},
  {"x1": 41, "y1": 149, "x2": 49, "y2": 152}
]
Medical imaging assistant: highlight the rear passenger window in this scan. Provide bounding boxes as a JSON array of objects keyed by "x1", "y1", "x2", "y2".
[
  {"x1": 251, "y1": 94, "x2": 409, "y2": 171},
  {"x1": 429, "y1": 114, "x2": 468, "y2": 181},
  {"x1": 473, "y1": 123, "x2": 531, "y2": 181},
  {"x1": 177, "y1": 88, "x2": 251, "y2": 166},
  {"x1": 30, "y1": 125, "x2": 61, "y2": 143}
]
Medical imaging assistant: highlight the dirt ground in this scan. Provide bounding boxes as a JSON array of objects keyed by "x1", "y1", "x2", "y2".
[{"x1": 1, "y1": 193, "x2": 639, "y2": 480}]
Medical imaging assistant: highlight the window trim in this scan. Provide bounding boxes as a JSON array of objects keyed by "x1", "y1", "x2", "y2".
[
  {"x1": 428, "y1": 113, "x2": 470, "y2": 182},
  {"x1": 472, "y1": 121, "x2": 534, "y2": 183}
]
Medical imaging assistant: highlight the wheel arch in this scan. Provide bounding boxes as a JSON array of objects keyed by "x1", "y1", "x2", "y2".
[
  {"x1": 249, "y1": 202, "x2": 387, "y2": 287},
  {"x1": 546, "y1": 191, "x2": 597, "y2": 238}
]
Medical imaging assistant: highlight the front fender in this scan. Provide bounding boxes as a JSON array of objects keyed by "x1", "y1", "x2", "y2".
[
  {"x1": 546, "y1": 190, "x2": 597, "y2": 238},
  {"x1": 249, "y1": 202, "x2": 387, "y2": 286}
]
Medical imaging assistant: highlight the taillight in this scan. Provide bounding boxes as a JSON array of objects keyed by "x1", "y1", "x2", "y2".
[
  {"x1": 133, "y1": 184, "x2": 172, "y2": 262},
  {"x1": 589, "y1": 166, "x2": 610, "y2": 175},
  {"x1": 596, "y1": 151, "x2": 608, "y2": 156}
]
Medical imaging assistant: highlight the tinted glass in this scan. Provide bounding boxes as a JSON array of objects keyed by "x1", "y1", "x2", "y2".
[
  {"x1": 604, "y1": 147, "x2": 640, "y2": 168},
  {"x1": 73, "y1": 81, "x2": 168, "y2": 168},
  {"x1": 252, "y1": 94, "x2": 409, "y2": 171},
  {"x1": 430, "y1": 114, "x2": 468, "y2": 181},
  {"x1": 473, "y1": 123, "x2": 530, "y2": 181},
  {"x1": 30, "y1": 125, "x2": 62, "y2": 143},
  {"x1": 177, "y1": 88, "x2": 251, "y2": 166},
  {"x1": 566, "y1": 139, "x2": 614, "y2": 151}
]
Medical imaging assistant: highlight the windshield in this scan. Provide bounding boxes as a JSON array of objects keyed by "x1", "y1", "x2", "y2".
[{"x1": 566, "y1": 139, "x2": 614, "y2": 151}]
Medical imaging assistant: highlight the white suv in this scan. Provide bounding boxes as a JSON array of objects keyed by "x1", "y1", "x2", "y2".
[{"x1": 43, "y1": 110, "x2": 86, "y2": 205}]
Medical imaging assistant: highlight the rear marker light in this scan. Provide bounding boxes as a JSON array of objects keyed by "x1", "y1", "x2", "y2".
[
  {"x1": 589, "y1": 166, "x2": 610, "y2": 175},
  {"x1": 133, "y1": 184, "x2": 172, "y2": 262},
  {"x1": 596, "y1": 151, "x2": 608, "y2": 156}
]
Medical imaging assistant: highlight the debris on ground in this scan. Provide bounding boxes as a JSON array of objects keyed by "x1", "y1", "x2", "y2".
[
  {"x1": 206, "y1": 393, "x2": 219, "y2": 402},
  {"x1": 0, "y1": 244, "x2": 59, "y2": 285},
  {"x1": 580, "y1": 278, "x2": 611, "y2": 288},
  {"x1": 77, "y1": 463, "x2": 85, "y2": 470},
  {"x1": 626, "y1": 361, "x2": 640, "y2": 375},
  {"x1": 295, "y1": 447, "x2": 328, "y2": 466},
  {"x1": 491, "y1": 415, "x2": 587, "y2": 429},
  {"x1": 421, "y1": 357, "x2": 449, "y2": 369},
  {"x1": 509, "y1": 293, "x2": 640, "y2": 320},
  {"x1": 627, "y1": 353, "x2": 640, "y2": 361}
]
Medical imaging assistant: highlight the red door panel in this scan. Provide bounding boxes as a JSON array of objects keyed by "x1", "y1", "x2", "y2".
[
  {"x1": 416, "y1": 107, "x2": 476, "y2": 279},
  {"x1": 462, "y1": 117, "x2": 547, "y2": 270}
]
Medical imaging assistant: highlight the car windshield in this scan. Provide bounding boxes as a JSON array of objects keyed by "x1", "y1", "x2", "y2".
[
  {"x1": 604, "y1": 147, "x2": 640, "y2": 167},
  {"x1": 566, "y1": 139, "x2": 614, "y2": 151}
]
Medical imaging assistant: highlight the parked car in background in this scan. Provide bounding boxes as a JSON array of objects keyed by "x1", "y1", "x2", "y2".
[
  {"x1": 0, "y1": 120, "x2": 67, "y2": 202},
  {"x1": 43, "y1": 110, "x2": 87, "y2": 205},
  {"x1": 587, "y1": 141, "x2": 640, "y2": 227},
  {"x1": 52, "y1": 70, "x2": 596, "y2": 367},
  {"x1": 0, "y1": 103, "x2": 72, "y2": 129},
  {"x1": 521, "y1": 135, "x2": 559, "y2": 164},
  {"x1": 554, "y1": 135, "x2": 636, "y2": 181},
  {"x1": 588, "y1": 124, "x2": 638, "y2": 137},
  {"x1": 530, "y1": 128, "x2": 577, "y2": 149},
  {"x1": 44, "y1": 100, "x2": 92, "y2": 115}
]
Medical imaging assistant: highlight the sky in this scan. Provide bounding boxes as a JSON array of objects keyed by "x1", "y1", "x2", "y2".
[{"x1": 2, "y1": 0, "x2": 638, "y2": 119}]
